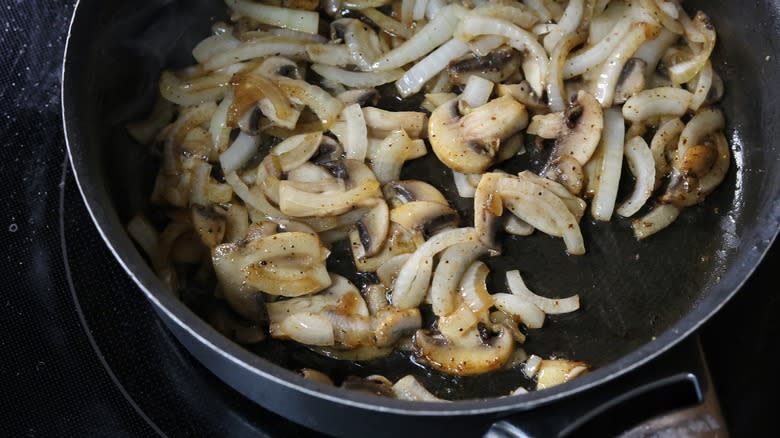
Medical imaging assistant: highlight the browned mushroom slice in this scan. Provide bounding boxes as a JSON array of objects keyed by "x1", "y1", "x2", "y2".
[
  {"x1": 429, "y1": 95, "x2": 529, "y2": 174},
  {"x1": 390, "y1": 200, "x2": 459, "y2": 243},
  {"x1": 372, "y1": 308, "x2": 422, "y2": 347},
  {"x1": 447, "y1": 48, "x2": 524, "y2": 85},
  {"x1": 414, "y1": 324, "x2": 515, "y2": 376},
  {"x1": 354, "y1": 200, "x2": 390, "y2": 258},
  {"x1": 383, "y1": 180, "x2": 449, "y2": 208},
  {"x1": 614, "y1": 58, "x2": 648, "y2": 104},
  {"x1": 279, "y1": 159, "x2": 381, "y2": 217},
  {"x1": 362, "y1": 107, "x2": 428, "y2": 139},
  {"x1": 496, "y1": 81, "x2": 548, "y2": 113},
  {"x1": 528, "y1": 90, "x2": 603, "y2": 170},
  {"x1": 660, "y1": 108, "x2": 729, "y2": 207},
  {"x1": 473, "y1": 172, "x2": 505, "y2": 251}
]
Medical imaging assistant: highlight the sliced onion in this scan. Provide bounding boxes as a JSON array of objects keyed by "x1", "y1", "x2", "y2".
[
  {"x1": 564, "y1": 16, "x2": 633, "y2": 79},
  {"x1": 506, "y1": 270, "x2": 579, "y2": 314},
  {"x1": 649, "y1": 117, "x2": 684, "y2": 187},
  {"x1": 392, "y1": 375, "x2": 446, "y2": 402},
  {"x1": 456, "y1": 14, "x2": 548, "y2": 96},
  {"x1": 631, "y1": 203, "x2": 681, "y2": 239},
  {"x1": 459, "y1": 261, "x2": 495, "y2": 314},
  {"x1": 493, "y1": 293, "x2": 545, "y2": 329},
  {"x1": 225, "y1": 0, "x2": 319, "y2": 34},
  {"x1": 590, "y1": 22, "x2": 659, "y2": 107},
  {"x1": 523, "y1": 354, "x2": 543, "y2": 378},
  {"x1": 279, "y1": 313, "x2": 335, "y2": 346},
  {"x1": 429, "y1": 241, "x2": 488, "y2": 316},
  {"x1": 453, "y1": 172, "x2": 477, "y2": 198},
  {"x1": 667, "y1": 12, "x2": 716, "y2": 83},
  {"x1": 591, "y1": 108, "x2": 625, "y2": 221},
  {"x1": 305, "y1": 44, "x2": 353, "y2": 67},
  {"x1": 361, "y1": 8, "x2": 412, "y2": 39},
  {"x1": 391, "y1": 227, "x2": 479, "y2": 310},
  {"x1": 622, "y1": 87, "x2": 693, "y2": 122},
  {"x1": 459, "y1": 75, "x2": 494, "y2": 108},
  {"x1": 688, "y1": 61, "x2": 713, "y2": 111},
  {"x1": 371, "y1": 5, "x2": 463, "y2": 71},
  {"x1": 616, "y1": 136, "x2": 655, "y2": 217},
  {"x1": 220, "y1": 132, "x2": 260, "y2": 173},
  {"x1": 193, "y1": 32, "x2": 242, "y2": 64},
  {"x1": 339, "y1": 103, "x2": 368, "y2": 161},
  {"x1": 204, "y1": 36, "x2": 310, "y2": 71},
  {"x1": 395, "y1": 38, "x2": 470, "y2": 98},
  {"x1": 369, "y1": 129, "x2": 416, "y2": 183},
  {"x1": 312, "y1": 64, "x2": 404, "y2": 88}
]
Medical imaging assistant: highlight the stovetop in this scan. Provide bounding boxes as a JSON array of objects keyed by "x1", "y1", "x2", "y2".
[{"x1": 1, "y1": 2, "x2": 778, "y2": 437}]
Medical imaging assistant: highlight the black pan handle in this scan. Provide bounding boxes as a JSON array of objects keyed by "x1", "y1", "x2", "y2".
[{"x1": 486, "y1": 336, "x2": 712, "y2": 438}]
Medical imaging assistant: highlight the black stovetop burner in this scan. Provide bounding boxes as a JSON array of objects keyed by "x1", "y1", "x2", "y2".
[{"x1": 1, "y1": 2, "x2": 778, "y2": 437}]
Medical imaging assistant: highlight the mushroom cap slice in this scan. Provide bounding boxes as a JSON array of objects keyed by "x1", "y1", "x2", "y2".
[
  {"x1": 428, "y1": 95, "x2": 528, "y2": 174},
  {"x1": 528, "y1": 90, "x2": 603, "y2": 167},
  {"x1": 414, "y1": 326, "x2": 515, "y2": 376}
]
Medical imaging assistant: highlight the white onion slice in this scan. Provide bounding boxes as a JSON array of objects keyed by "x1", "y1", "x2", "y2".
[
  {"x1": 391, "y1": 227, "x2": 479, "y2": 310},
  {"x1": 591, "y1": 22, "x2": 658, "y2": 107},
  {"x1": 395, "y1": 38, "x2": 470, "y2": 98},
  {"x1": 429, "y1": 241, "x2": 487, "y2": 316},
  {"x1": 688, "y1": 61, "x2": 713, "y2": 111},
  {"x1": 225, "y1": 0, "x2": 319, "y2": 34},
  {"x1": 506, "y1": 270, "x2": 580, "y2": 314},
  {"x1": 193, "y1": 32, "x2": 241, "y2": 64},
  {"x1": 392, "y1": 375, "x2": 446, "y2": 402},
  {"x1": 340, "y1": 103, "x2": 368, "y2": 162},
  {"x1": 305, "y1": 44, "x2": 353, "y2": 67},
  {"x1": 280, "y1": 312, "x2": 335, "y2": 346},
  {"x1": 456, "y1": 15, "x2": 548, "y2": 96},
  {"x1": 459, "y1": 75, "x2": 494, "y2": 108},
  {"x1": 312, "y1": 64, "x2": 405, "y2": 88},
  {"x1": 591, "y1": 108, "x2": 625, "y2": 221},
  {"x1": 564, "y1": 17, "x2": 633, "y2": 79},
  {"x1": 622, "y1": 87, "x2": 693, "y2": 122},
  {"x1": 523, "y1": 354, "x2": 543, "y2": 378},
  {"x1": 220, "y1": 132, "x2": 260, "y2": 173},
  {"x1": 371, "y1": 5, "x2": 463, "y2": 71},
  {"x1": 492, "y1": 293, "x2": 545, "y2": 329},
  {"x1": 204, "y1": 37, "x2": 310, "y2": 71},
  {"x1": 632, "y1": 203, "x2": 681, "y2": 240},
  {"x1": 616, "y1": 136, "x2": 656, "y2": 217},
  {"x1": 453, "y1": 172, "x2": 477, "y2": 198}
]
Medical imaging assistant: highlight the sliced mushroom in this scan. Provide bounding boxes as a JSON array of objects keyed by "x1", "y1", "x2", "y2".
[
  {"x1": 614, "y1": 58, "x2": 648, "y2": 104},
  {"x1": 383, "y1": 180, "x2": 450, "y2": 208},
  {"x1": 355, "y1": 200, "x2": 390, "y2": 258},
  {"x1": 473, "y1": 172, "x2": 505, "y2": 251},
  {"x1": 312, "y1": 135, "x2": 345, "y2": 163},
  {"x1": 390, "y1": 200, "x2": 460, "y2": 243},
  {"x1": 372, "y1": 307, "x2": 422, "y2": 347},
  {"x1": 528, "y1": 90, "x2": 603, "y2": 169},
  {"x1": 362, "y1": 107, "x2": 428, "y2": 139},
  {"x1": 535, "y1": 359, "x2": 589, "y2": 390},
  {"x1": 349, "y1": 222, "x2": 416, "y2": 273},
  {"x1": 447, "y1": 48, "x2": 524, "y2": 85},
  {"x1": 429, "y1": 95, "x2": 529, "y2": 174},
  {"x1": 414, "y1": 324, "x2": 515, "y2": 376},
  {"x1": 496, "y1": 81, "x2": 548, "y2": 113},
  {"x1": 214, "y1": 231, "x2": 331, "y2": 304},
  {"x1": 279, "y1": 159, "x2": 381, "y2": 217}
]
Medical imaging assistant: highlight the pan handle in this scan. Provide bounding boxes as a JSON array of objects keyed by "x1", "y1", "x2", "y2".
[{"x1": 486, "y1": 336, "x2": 722, "y2": 438}]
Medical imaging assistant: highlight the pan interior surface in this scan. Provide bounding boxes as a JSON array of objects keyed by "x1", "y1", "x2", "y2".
[{"x1": 63, "y1": 0, "x2": 780, "y2": 412}]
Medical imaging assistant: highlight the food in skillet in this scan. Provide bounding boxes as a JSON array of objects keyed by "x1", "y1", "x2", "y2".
[{"x1": 126, "y1": 0, "x2": 729, "y2": 400}]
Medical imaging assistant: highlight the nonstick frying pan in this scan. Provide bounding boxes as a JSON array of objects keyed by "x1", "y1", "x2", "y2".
[{"x1": 62, "y1": 0, "x2": 780, "y2": 436}]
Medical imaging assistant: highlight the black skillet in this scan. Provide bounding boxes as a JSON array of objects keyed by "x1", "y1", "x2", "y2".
[{"x1": 62, "y1": 0, "x2": 780, "y2": 436}]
